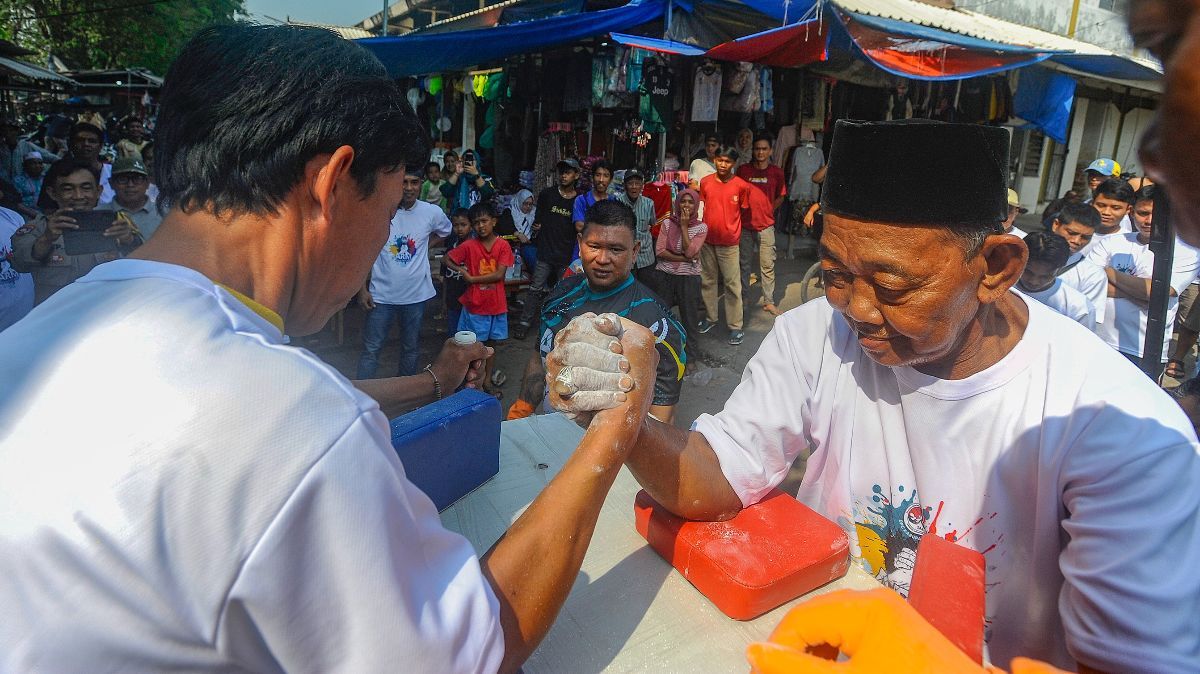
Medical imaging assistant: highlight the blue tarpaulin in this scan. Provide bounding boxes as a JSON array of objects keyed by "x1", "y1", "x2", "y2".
[
  {"x1": 358, "y1": 0, "x2": 665, "y2": 77},
  {"x1": 610, "y1": 32, "x2": 707, "y2": 56},
  {"x1": 1013, "y1": 67, "x2": 1076, "y2": 144},
  {"x1": 1050, "y1": 54, "x2": 1161, "y2": 82}
]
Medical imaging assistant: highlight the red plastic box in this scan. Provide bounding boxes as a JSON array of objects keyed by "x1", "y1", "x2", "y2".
[
  {"x1": 908, "y1": 534, "x2": 987, "y2": 664},
  {"x1": 634, "y1": 489, "x2": 851, "y2": 620}
]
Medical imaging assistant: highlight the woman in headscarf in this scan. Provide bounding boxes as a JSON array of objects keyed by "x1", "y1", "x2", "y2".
[
  {"x1": 733, "y1": 127, "x2": 754, "y2": 169},
  {"x1": 497, "y1": 188, "x2": 538, "y2": 272},
  {"x1": 654, "y1": 188, "x2": 708, "y2": 356}
]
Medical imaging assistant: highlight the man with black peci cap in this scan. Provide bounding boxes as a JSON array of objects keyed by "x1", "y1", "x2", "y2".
[{"x1": 545, "y1": 120, "x2": 1200, "y2": 672}]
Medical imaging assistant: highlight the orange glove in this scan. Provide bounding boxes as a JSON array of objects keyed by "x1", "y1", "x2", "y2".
[{"x1": 745, "y1": 589, "x2": 1068, "y2": 674}]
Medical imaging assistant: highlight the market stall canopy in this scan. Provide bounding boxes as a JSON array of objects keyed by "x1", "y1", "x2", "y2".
[
  {"x1": 705, "y1": 19, "x2": 828, "y2": 67},
  {"x1": 358, "y1": 0, "x2": 666, "y2": 77},
  {"x1": 0, "y1": 56, "x2": 76, "y2": 87},
  {"x1": 610, "y1": 32, "x2": 706, "y2": 56}
]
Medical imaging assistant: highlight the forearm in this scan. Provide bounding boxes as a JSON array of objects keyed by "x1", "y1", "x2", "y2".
[
  {"x1": 625, "y1": 419, "x2": 742, "y2": 521},
  {"x1": 470, "y1": 269, "x2": 506, "y2": 284},
  {"x1": 481, "y1": 423, "x2": 631, "y2": 673},
  {"x1": 351, "y1": 374, "x2": 440, "y2": 418},
  {"x1": 1109, "y1": 271, "x2": 1156, "y2": 304},
  {"x1": 656, "y1": 250, "x2": 688, "y2": 262}
]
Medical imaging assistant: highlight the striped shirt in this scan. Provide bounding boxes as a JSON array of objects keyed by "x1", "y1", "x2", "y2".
[{"x1": 616, "y1": 193, "x2": 658, "y2": 269}]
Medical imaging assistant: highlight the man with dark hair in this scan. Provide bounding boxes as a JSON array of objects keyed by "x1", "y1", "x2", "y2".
[
  {"x1": 737, "y1": 135, "x2": 787, "y2": 316},
  {"x1": 698, "y1": 145, "x2": 753, "y2": 345},
  {"x1": 519, "y1": 198, "x2": 684, "y2": 423},
  {"x1": 688, "y1": 134, "x2": 721, "y2": 188},
  {"x1": 1087, "y1": 184, "x2": 1200, "y2": 367},
  {"x1": 1083, "y1": 157, "x2": 1121, "y2": 198},
  {"x1": 1049, "y1": 202, "x2": 1109, "y2": 327},
  {"x1": 1081, "y1": 177, "x2": 1135, "y2": 256},
  {"x1": 513, "y1": 158, "x2": 580, "y2": 340},
  {"x1": 1, "y1": 120, "x2": 58, "y2": 184},
  {"x1": 1017, "y1": 231, "x2": 1095, "y2": 328},
  {"x1": 0, "y1": 24, "x2": 660, "y2": 672},
  {"x1": 65, "y1": 121, "x2": 114, "y2": 203},
  {"x1": 115, "y1": 116, "x2": 149, "y2": 159},
  {"x1": 548, "y1": 120, "x2": 1200, "y2": 672},
  {"x1": 615, "y1": 168, "x2": 657, "y2": 285},
  {"x1": 572, "y1": 159, "x2": 612, "y2": 233},
  {"x1": 357, "y1": 167, "x2": 452, "y2": 379},
  {"x1": 10, "y1": 157, "x2": 137, "y2": 303}
]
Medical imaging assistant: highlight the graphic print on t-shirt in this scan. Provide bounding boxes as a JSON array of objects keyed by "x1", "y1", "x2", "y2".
[
  {"x1": 387, "y1": 234, "x2": 418, "y2": 265},
  {"x1": 848, "y1": 483, "x2": 1001, "y2": 636},
  {"x1": 1109, "y1": 252, "x2": 1141, "y2": 275}
]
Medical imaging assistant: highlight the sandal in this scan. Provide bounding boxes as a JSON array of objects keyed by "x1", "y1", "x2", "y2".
[
  {"x1": 1165, "y1": 358, "x2": 1187, "y2": 379},
  {"x1": 762, "y1": 304, "x2": 781, "y2": 316}
]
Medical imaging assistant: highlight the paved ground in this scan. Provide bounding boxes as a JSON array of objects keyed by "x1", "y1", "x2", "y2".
[{"x1": 301, "y1": 236, "x2": 826, "y2": 430}]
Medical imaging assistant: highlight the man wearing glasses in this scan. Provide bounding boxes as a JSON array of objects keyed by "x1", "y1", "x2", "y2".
[{"x1": 101, "y1": 156, "x2": 161, "y2": 241}]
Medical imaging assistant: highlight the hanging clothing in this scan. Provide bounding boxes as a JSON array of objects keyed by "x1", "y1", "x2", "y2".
[
  {"x1": 639, "y1": 61, "x2": 672, "y2": 134},
  {"x1": 788, "y1": 144, "x2": 825, "y2": 204},
  {"x1": 626, "y1": 49, "x2": 647, "y2": 93},
  {"x1": 692, "y1": 64, "x2": 722, "y2": 122},
  {"x1": 759, "y1": 67, "x2": 774, "y2": 114}
]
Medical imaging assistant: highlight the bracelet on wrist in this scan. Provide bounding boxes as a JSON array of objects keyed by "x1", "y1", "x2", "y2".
[{"x1": 424, "y1": 364, "x2": 442, "y2": 400}]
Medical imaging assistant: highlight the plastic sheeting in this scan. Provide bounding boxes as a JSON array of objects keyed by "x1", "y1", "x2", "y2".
[
  {"x1": 358, "y1": 0, "x2": 665, "y2": 78},
  {"x1": 705, "y1": 19, "x2": 829, "y2": 67},
  {"x1": 610, "y1": 32, "x2": 707, "y2": 56},
  {"x1": 1013, "y1": 67, "x2": 1076, "y2": 144}
]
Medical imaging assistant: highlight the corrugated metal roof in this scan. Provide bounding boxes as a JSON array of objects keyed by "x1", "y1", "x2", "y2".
[
  {"x1": 0, "y1": 56, "x2": 75, "y2": 85},
  {"x1": 834, "y1": 0, "x2": 1160, "y2": 72}
]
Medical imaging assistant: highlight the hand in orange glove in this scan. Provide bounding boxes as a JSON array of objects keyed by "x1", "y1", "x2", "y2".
[{"x1": 745, "y1": 589, "x2": 1068, "y2": 674}]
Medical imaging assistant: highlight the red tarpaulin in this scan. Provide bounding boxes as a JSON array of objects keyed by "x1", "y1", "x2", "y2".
[
  {"x1": 839, "y1": 12, "x2": 1052, "y2": 80},
  {"x1": 706, "y1": 19, "x2": 829, "y2": 68}
]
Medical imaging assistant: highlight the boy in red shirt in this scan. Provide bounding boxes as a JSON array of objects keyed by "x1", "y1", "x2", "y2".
[
  {"x1": 736, "y1": 135, "x2": 787, "y2": 316},
  {"x1": 446, "y1": 201, "x2": 514, "y2": 396},
  {"x1": 698, "y1": 145, "x2": 754, "y2": 345}
]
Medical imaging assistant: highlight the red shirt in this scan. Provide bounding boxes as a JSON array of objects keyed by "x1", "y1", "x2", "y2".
[
  {"x1": 447, "y1": 237, "x2": 514, "y2": 315},
  {"x1": 699, "y1": 174, "x2": 753, "y2": 246},
  {"x1": 736, "y1": 163, "x2": 787, "y2": 203}
]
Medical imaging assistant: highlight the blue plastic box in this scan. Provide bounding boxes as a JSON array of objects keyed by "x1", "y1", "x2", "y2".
[{"x1": 389, "y1": 389, "x2": 502, "y2": 511}]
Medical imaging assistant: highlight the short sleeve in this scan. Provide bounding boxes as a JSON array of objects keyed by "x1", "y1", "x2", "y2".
[
  {"x1": 1058, "y1": 405, "x2": 1200, "y2": 672},
  {"x1": 651, "y1": 332, "x2": 685, "y2": 407},
  {"x1": 692, "y1": 313, "x2": 817, "y2": 507},
  {"x1": 1085, "y1": 237, "x2": 1111, "y2": 267},
  {"x1": 431, "y1": 208, "x2": 453, "y2": 238},
  {"x1": 498, "y1": 240, "x2": 515, "y2": 267},
  {"x1": 216, "y1": 413, "x2": 504, "y2": 674},
  {"x1": 1169, "y1": 241, "x2": 1200, "y2": 293},
  {"x1": 572, "y1": 196, "x2": 587, "y2": 224}
]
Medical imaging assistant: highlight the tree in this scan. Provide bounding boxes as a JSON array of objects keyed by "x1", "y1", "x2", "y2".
[{"x1": 0, "y1": 0, "x2": 245, "y2": 75}]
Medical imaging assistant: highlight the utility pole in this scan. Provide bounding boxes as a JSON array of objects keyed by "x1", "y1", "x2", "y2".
[
  {"x1": 1067, "y1": 0, "x2": 1081, "y2": 37},
  {"x1": 381, "y1": 1, "x2": 389, "y2": 36}
]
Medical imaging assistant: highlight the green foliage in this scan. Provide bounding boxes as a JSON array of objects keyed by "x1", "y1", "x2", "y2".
[{"x1": 0, "y1": 0, "x2": 245, "y2": 74}]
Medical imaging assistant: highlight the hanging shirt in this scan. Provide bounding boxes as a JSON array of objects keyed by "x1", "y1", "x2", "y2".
[
  {"x1": 692, "y1": 66, "x2": 722, "y2": 122},
  {"x1": 639, "y1": 64, "x2": 672, "y2": 134},
  {"x1": 1086, "y1": 233, "x2": 1200, "y2": 360},
  {"x1": 447, "y1": 236, "x2": 514, "y2": 316},
  {"x1": 698, "y1": 174, "x2": 752, "y2": 247},
  {"x1": 0, "y1": 259, "x2": 505, "y2": 672},
  {"x1": 0, "y1": 206, "x2": 33, "y2": 330},
  {"x1": 1014, "y1": 279, "x2": 1095, "y2": 329},
  {"x1": 688, "y1": 157, "x2": 716, "y2": 187},
  {"x1": 368, "y1": 200, "x2": 452, "y2": 306},
  {"x1": 694, "y1": 296, "x2": 1200, "y2": 672},
  {"x1": 788, "y1": 144, "x2": 825, "y2": 203}
]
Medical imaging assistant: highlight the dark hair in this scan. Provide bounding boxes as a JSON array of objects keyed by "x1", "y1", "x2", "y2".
[
  {"x1": 425, "y1": 161, "x2": 441, "y2": 172},
  {"x1": 1093, "y1": 177, "x2": 1135, "y2": 205},
  {"x1": 753, "y1": 134, "x2": 774, "y2": 146},
  {"x1": 443, "y1": 150, "x2": 458, "y2": 160},
  {"x1": 1056, "y1": 202, "x2": 1101, "y2": 230},
  {"x1": 591, "y1": 160, "x2": 612, "y2": 176},
  {"x1": 155, "y1": 24, "x2": 426, "y2": 216},
  {"x1": 1024, "y1": 231, "x2": 1070, "y2": 268},
  {"x1": 46, "y1": 157, "x2": 100, "y2": 187},
  {"x1": 450, "y1": 207, "x2": 471, "y2": 221},
  {"x1": 69, "y1": 122, "x2": 103, "y2": 142},
  {"x1": 468, "y1": 201, "x2": 499, "y2": 220},
  {"x1": 404, "y1": 166, "x2": 424, "y2": 180},
  {"x1": 714, "y1": 145, "x2": 739, "y2": 161},
  {"x1": 704, "y1": 134, "x2": 720, "y2": 144},
  {"x1": 582, "y1": 199, "x2": 635, "y2": 234},
  {"x1": 1134, "y1": 184, "x2": 1160, "y2": 204}
]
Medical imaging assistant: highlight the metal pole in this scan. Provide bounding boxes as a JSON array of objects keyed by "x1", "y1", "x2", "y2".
[
  {"x1": 658, "y1": 0, "x2": 673, "y2": 172},
  {"x1": 1143, "y1": 193, "x2": 1173, "y2": 379},
  {"x1": 381, "y1": 0, "x2": 388, "y2": 36}
]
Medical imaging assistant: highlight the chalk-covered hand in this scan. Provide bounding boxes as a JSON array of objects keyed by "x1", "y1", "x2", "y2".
[
  {"x1": 545, "y1": 312, "x2": 633, "y2": 426},
  {"x1": 746, "y1": 589, "x2": 1067, "y2": 674}
]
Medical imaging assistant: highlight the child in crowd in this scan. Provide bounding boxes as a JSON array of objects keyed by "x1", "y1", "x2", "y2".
[
  {"x1": 654, "y1": 188, "x2": 708, "y2": 359},
  {"x1": 440, "y1": 208, "x2": 472, "y2": 335},
  {"x1": 445, "y1": 201, "x2": 514, "y2": 397},
  {"x1": 1017, "y1": 231, "x2": 1096, "y2": 330},
  {"x1": 420, "y1": 161, "x2": 448, "y2": 212}
]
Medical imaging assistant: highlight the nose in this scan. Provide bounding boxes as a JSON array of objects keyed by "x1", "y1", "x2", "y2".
[{"x1": 843, "y1": 278, "x2": 883, "y2": 328}]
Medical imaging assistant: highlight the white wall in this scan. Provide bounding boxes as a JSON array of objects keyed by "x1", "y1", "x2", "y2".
[{"x1": 956, "y1": 0, "x2": 1135, "y2": 55}]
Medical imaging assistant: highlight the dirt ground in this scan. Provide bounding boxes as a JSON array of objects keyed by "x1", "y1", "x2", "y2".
[{"x1": 301, "y1": 235, "x2": 826, "y2": 430}]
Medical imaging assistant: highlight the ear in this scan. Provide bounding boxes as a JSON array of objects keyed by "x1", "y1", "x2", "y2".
[
  {"x1": 306, "y1": 145, "x2": 356, "y2": 230},
  {"x1": 976, "y1": 233, "x2": 1027, "y2": 305}
]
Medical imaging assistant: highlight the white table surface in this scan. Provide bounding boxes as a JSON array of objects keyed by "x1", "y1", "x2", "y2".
[{"x1": 439, "y1": 413, "x2": 879, "y2": 673}]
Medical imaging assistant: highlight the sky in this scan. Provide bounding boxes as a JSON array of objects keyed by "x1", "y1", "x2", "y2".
[{"x1": 242, "y1": 0, "x2": 388, "y2": 26}]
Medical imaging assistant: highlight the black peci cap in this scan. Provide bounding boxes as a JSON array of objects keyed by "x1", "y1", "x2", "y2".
[{"x1": 822, "y1": 120, "x2": 1009, "y2": 229}]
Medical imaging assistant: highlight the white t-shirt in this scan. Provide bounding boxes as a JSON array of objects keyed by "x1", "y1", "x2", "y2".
[
  {"x1": 1078, "y1": 217, "x2": 1132, "y2": 258},
  {"x1": 369, "y1": 200, "x2": 452, "y2": 306},
  {"x1": 1015, "y1": 279, "x2": 1095, "y2": 330},
  {"x1": 1057, "y1": 253, "x2": 1108, "y2": 325},
  {"x1": 693, "y1": 297, "x2": 1200, "y2": 672},
  {"x1": 0, "y1": 260, "x2": 503, "y2": 672},
  {"x1": 0, "y1": 206, "x2": 33, "y2": 331},
  {"x1": 1086, "y1": 233, "x2": 1200, "y2": 360},
  {"x1": 692, "y1": 68, "x2": 721, "y2": 122},
  {"x1": 688, "y1": 157, "x2": 716, "y2": 187}
]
